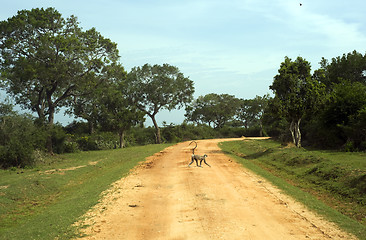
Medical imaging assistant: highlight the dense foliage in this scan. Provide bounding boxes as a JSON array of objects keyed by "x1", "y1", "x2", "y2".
[
  {"x1": 1, "y1": 7, "x2": 366, "y2": 168},
  {"x1": 0, "y1": 8, "x2": 119, "y2": 152},
  {"x1": 269, "y1": 57, "x2": 325, "y2": 147},
  {"x1": 265, "y1": 51, "x2": 366, "y2": 150},
  {"x1": 185, "y1": 93, "x2": 240, "y2": 128}
]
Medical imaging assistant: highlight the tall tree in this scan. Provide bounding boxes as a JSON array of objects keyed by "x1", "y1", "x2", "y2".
[
  {"x1": 127, "y1": 63, "x2": 194, "y2": 144},
  {"x1": 97, "y1": 64, "x2": 145, "y2": 148},
  {"x1": 0, "y1": 8, "x2": 119, "y2": 151},
  {"x1": 270, "y1": 56, "x2": 324, "y2": 147}
]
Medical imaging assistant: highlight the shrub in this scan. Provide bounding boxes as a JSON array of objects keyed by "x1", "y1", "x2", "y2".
[
  {"x1": 51, "y1": 124, "x2": 68, "y2": 154},
  {"x1": 75, "y1": 132, "x2": 118, "y2": 151},
  {"x1": 63, "y1": 140, "x2": 80, "y2": 153},
  {"x1": 343, "y1": 140, "x2": 356, "y2": 152},
  {"x1": 0, "y1": 114, "x2": 41, "y2": 168},
  {"x1": 128, "y1": 126, "x2": 156, "y2": 145}
]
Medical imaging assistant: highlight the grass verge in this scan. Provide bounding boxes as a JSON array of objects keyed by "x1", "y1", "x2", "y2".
[
  {"x1": 219, "y1": 139, "x2": 366, "y2": 240},
  {"x1": 0, "y1": 144, "x2": 172, "y2": 240}
]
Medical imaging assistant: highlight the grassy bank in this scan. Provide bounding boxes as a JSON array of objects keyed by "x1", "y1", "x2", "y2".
[
  {"x1": 220, "y1": 139, "x2": 366, "y2": 240},
  {"x1": 0, "y1": 144, "x2": 172, "y2": 240}
]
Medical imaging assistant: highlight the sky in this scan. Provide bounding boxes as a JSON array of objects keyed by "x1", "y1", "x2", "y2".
[{"x1": 1, "y1": 0, "x2": 366, "y2": 126}]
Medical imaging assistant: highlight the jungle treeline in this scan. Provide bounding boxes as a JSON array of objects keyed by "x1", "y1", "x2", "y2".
[{"x1": 1, "y1": 8, "x2": 366, "y2": 168}]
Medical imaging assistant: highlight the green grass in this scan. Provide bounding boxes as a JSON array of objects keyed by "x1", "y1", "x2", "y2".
[
  {"x1": 220, "y1": 139, "x2": 366, "y2": 240},
  {"x1": 0, "y1": 144, "x2": 172, "y2": 240}
]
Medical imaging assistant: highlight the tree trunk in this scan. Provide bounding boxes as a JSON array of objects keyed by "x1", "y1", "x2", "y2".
[
  {"x1": 46, "y1": 106, "x2": 55, "y2": 153},
  {"x1": 289, "y1": 120, "x2": 296, "y2": 145},
  {"x1": 289, "y1": 118, "x2": 302, "y2": 147},
  {"x1": 295, "y1": 118, "x2": 301, "y2": 148},
  {"x1": 119, "y1": 129, "x2": 126, "y2": 148},
  {"x1": 150, "y1": 114, "x2": 161, "y2": 144}
]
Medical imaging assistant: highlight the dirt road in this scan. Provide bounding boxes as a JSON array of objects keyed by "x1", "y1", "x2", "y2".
[{"x1": 77, "y1": 138, "x2": 355, "y2": 240}]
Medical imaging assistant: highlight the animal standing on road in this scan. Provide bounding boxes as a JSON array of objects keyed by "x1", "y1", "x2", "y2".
[
  {"x1": 189, "y1": 154, "x2": 211, "y2": 167},
  {"x1": 188, "y1": 141, "x2": 211, "y2": 167}
]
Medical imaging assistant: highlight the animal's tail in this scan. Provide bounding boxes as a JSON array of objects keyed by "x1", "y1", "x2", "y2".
[{"x1": 189, "y1": 140, "x2": 197, "y2": 154}]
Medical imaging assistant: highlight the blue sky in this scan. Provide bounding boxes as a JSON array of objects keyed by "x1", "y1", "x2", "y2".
[{"x1": 2, "y1": 0, "x2": 366, "y2": 125}]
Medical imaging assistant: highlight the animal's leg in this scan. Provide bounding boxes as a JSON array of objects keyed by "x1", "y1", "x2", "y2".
[
  {"x1": 188, "y1": 156, "x2": 195, "y2": 167},
  {"x1": 203, "y1": 159, "x2": 211, "y2": 167},
  {"x1": 195, "y1": 159, "x2": 200, "y2": 167}
]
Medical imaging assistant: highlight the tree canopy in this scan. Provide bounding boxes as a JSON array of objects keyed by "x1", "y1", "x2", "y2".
[
  {"x1": 322, "y1": 50, "x2": 366, "y2": 86},
  {"x1": 127, "y1": 63, "x2": 194, "y2": 144},
  {"x1": 185, "y1": 93, "x2": 241, "y2": 128},
  {"x1": 0, "y1": 8, "x2": 119, "y2": 126}
]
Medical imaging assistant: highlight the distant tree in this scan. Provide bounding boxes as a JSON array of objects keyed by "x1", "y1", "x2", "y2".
[
  {"x1": 127, "y1": 63, "x2": 194, "y2": 144},
  {"x1": 270, "y1": 56, "x2": 324, "y2": 147},
  {"x1": 236, "y1": 99, "x2": 254, "y2": 128},
  {"x1": 0, "y1": 8, "x2": 119, "y2": 152},
  {"x1": 185, "y1": 94, "x2": 215, "y2": 126},
  {"x1": 236, "y1": 95, "x2": 269, "y2": 135},
  {"x1": 184, "y1": 98, "x2": 206, "y2": 126},
  {"x1": 185, "y1": 93, "x2": 241, "y2": 128}
]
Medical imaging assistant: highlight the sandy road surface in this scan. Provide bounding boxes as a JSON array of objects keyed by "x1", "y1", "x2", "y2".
[{"x1": 77, "y1": 138, "x2": 355, "y2": 240}]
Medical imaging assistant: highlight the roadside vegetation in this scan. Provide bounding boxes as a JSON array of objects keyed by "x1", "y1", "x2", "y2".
[
  {"x1": 0, "y1": 143, "x2": 172, "y2": 239},
  {"x1": 220, "y1": 139, "x2": 366, "y2": 239}
]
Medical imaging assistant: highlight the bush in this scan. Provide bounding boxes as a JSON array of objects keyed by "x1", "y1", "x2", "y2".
[
  {"x1": 75, "y1": 132, "x2": 118, "y2": 151},
  {"x1": 343, "y1": 140, "x2": 356, "y2": 152},
  {"x1": 51, "y1": 124, "x2": 68, "y2": 154},
  {"x1": 63, "y1": 139, "x2": 80, "y2": 153},
  {"x1": 64, "y1": 121, "x2": 91, "y2": 135},
  {"x1": 0, "y1": 114, "x2": 42, "y2": 168},
  {"x1": 128, "y1": 126, "x2": 156, "y2": 145}
]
